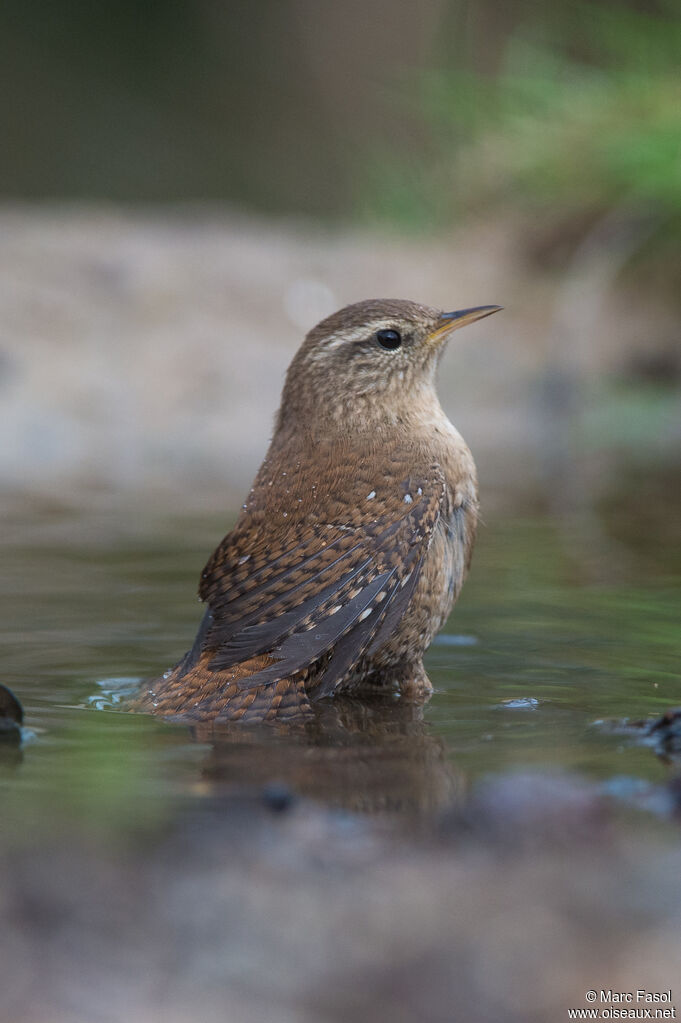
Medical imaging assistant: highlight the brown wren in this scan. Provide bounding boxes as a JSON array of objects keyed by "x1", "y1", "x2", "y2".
[{"x1": 135, "y1": 299, "x2": 501, "y2": 724}]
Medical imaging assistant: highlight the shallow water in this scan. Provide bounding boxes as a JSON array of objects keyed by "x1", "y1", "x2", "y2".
[{"x1": 1, "y1": 487, "x2": 679, "y2": 838}]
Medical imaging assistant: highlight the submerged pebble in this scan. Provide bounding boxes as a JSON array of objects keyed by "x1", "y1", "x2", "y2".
[
  {"x1": 261, "y1": 782, "x2": 297, "y2": 813},
  {"x1": 432, "y1": 634, "x2": 479, "y2": 647},
  {"x1": 496, "y1": 697, "x2": 541, "y2": 711}
]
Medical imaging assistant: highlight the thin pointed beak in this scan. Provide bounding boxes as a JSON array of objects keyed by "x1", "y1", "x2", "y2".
[{"x1": 428, "y1": 304, "x2": 502, "y2": 343}]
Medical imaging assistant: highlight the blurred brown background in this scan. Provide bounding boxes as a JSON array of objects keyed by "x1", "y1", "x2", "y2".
[{"x1": 1, "y1": 0, "x2": 679, "y2": 511}]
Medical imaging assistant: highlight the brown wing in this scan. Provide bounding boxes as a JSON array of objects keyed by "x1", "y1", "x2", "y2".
[{"x1": 196, "y1": 469, "x2": 446, "y2": 701}]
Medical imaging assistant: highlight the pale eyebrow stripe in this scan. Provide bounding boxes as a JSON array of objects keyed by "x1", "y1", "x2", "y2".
[{"x1": 322, "y1": 320, "x2": 403, "y2": 350}]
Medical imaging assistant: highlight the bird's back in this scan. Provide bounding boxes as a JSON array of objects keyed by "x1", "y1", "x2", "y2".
[
  {"x1": 135, "y1": 429, "x2": 477, "y2": 723},
  {"x1": 132, "y1": 297, "x2": 497, "y2": 724}
]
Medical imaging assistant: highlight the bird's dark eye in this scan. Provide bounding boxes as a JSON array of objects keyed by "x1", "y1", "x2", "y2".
[{"x1": 375, "y1": 328, "x2": 402, "y2": 351}]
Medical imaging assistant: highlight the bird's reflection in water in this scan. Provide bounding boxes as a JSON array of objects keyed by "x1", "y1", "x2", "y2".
[{"x1": 191, "y1": 696, "x2": 465, "y2": 826}]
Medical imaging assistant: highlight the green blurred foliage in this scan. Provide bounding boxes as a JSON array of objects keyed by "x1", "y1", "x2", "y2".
[
  {"x1": 369, "y1": 2, "x2": 681, "y2": 236},
  {"x1": 0, "y1": 0, "x2": 679, "y2": 263}
]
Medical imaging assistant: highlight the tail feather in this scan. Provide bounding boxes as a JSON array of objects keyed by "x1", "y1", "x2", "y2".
[{"x1": 133, "y1": 653, "x2": 312, "y2": 724}]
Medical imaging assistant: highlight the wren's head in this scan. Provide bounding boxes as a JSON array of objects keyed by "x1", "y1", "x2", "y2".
[{"x1": 277, "y1": 298, "x2": 501, "y2": 432}]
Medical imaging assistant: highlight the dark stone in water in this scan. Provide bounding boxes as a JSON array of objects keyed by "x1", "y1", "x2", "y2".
[
  {"x1": 646, "y1": 707, "x2": 681, "y2": 756},
  {"x1": 261, "y1": 782, "x2": 296, "y2": 813},
  {"x1": 596, "y1": 708, "x2": 681, "y2": 767},
  {"x1": 0, "y1": 683, "x2": 23, "y2": 743}
]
